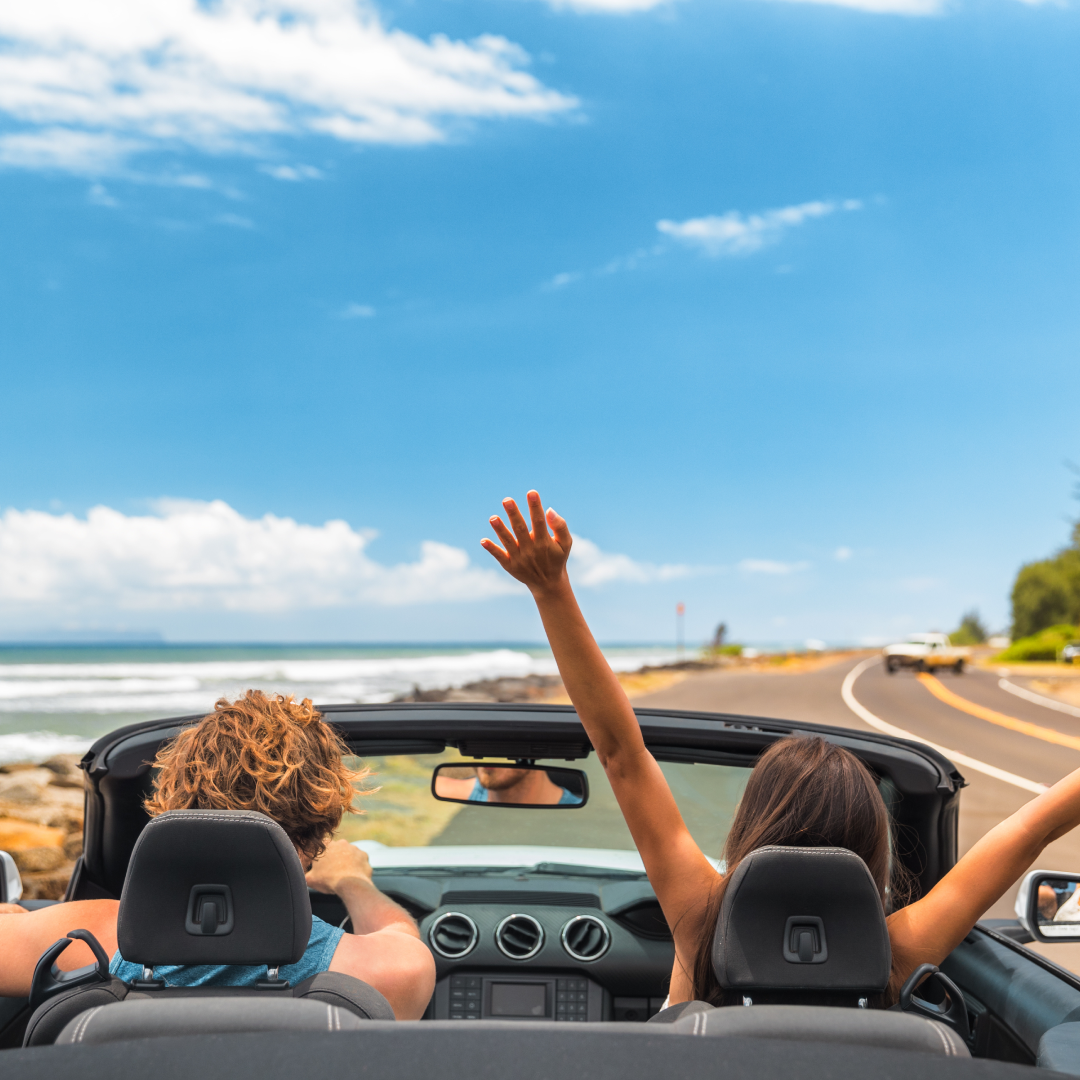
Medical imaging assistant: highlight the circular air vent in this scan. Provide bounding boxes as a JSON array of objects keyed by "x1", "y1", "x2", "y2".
[
  {"x1": 428, "y1": 912, "x2": 479, "y2": 959},
  {"x1": 560, "y1": 915, "x2": 611, "y2": 962},
  {"x1": 494, "y1": 913, "x2": 545, "y2": 960}
]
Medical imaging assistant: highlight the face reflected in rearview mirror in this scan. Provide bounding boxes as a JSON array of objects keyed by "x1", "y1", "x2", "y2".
[
  {"x1": 431, "y1": 763, "x2": 588, "y2": 808},
  {"x1": 1017, "y1": 870, "x2": 1080, "y2": 941},
  {"x1": 1038, "y1": 879, "x2": 1080, "y2": 926}
]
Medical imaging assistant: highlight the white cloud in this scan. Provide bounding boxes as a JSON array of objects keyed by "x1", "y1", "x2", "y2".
[
  {"x1": 341, "y1": 302, "x2": 376, "y2": 318},
  {"x1": 0, "y1": 499, "x2": 517, "y2": 611},
  {"x1": 544, "y1": 0, "x2": 674, "y2": 11},
  {"x1": 657, "y1": 199, "x2": 862, "y2": 257},
  {"x1": 738, "y1": 559, "x2": 811, "y2": 575},
  {"x1": 570, "y1": 536, "x2": 703, "y2": 587},
  {"x1": 0, "y1": 500, "x2": 691, "y2": 613},
  {"x1": 536, "y1": 0, "x2": 937, "y2": 15},
  {"x1": 214, "y1": 212, "x2": 255, "y2": 228},
  {"x1": 773, "y1": 0, "x2": 941, "y2": 12},
  {"x1": 87, "y1": 181, "x2": 118, "y2": 207},
  {"x1": 259, "y1": 163, "x2": 322, "y2": 181},
  {"x1": 834, "y1": 546, "x2": 853, "y2": 561},
  {"x1": 0, "y1": 0, "x2": 576, "y2": 176}
]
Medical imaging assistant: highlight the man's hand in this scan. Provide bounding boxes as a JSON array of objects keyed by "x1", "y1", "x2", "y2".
[
  {"x1": 305, "y1": 840, "x2": 373, "y2": 895},
  {"x1": 0, "y1": 903, "x2": 27, "y2": 916},
  {"x1": 481, "y1": 490, "x2": 572, "y2": 599}
]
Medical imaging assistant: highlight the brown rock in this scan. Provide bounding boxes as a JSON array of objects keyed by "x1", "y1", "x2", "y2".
[
  {"x1": 63, "y1": 832, "x2": 84, "y2": 860},
  {"x1": 42, "y1": 755, "x2": 85, "y2": 789},
  {"x1": 0, "y1": 761, "x2": 42, "y2": 774},
  {"x1": 21, "y1": 864, "x2": 76, "y2": 901},
  {"x1": 0, "y1": 817, "x2": 67, "y2": 851},
  {"x1": 13, "y1": 845, "x2": 66, "y2": 872},
  {"x1": 0, "y1": 769, "x2": 54, "y2": 804}
]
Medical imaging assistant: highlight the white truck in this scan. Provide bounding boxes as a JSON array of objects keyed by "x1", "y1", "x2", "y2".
[{"x1": 883, "y1": 633, "x2": 969, "y2": 675}]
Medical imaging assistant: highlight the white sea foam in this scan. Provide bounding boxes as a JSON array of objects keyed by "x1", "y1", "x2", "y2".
[
  {"x1": 0, "y1": 647, "x2": 676, "y2": 716},
  {"x1": 0, "y1": 730, "x2": 93, "y2": 765}
]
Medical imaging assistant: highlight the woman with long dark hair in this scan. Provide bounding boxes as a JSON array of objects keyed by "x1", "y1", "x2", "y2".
[{"x1": 482, "y1": 491, "x2": 1080, "y2": 1006}]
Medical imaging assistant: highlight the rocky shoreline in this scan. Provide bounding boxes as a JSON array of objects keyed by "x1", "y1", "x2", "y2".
[
  {"x1": 0, "y1": 755, "x2": 84, "y2": 900},
  {"x1": 391, "y1": 659, "x2": 715, "y2": 704}
]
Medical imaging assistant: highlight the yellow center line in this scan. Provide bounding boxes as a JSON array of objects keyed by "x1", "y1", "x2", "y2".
[{"x1": 917, "y1": 673, "x2": 1080, "y2": 752}]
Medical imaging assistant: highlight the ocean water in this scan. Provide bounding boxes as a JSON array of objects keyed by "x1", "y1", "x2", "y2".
[{"x1": 0, "y1": 643, "x2": 680, "y2": 764}]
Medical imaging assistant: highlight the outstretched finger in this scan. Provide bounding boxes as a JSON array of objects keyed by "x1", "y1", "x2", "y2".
[
  {"x1": 546, "y1": 507, "x2": 572, "y2": 553},
  {"x1": 490, "y1": 515, "x2": 518, "y2": 551},
  {"x1": 526, "y1": 490, "x2": 550, "y2": 541},
  {"x1": 503, "y1": 498, "x2": 533, "y2": 543},
  {"x1": 480, "y1": 538, "x2": 510, "y2": 568}
]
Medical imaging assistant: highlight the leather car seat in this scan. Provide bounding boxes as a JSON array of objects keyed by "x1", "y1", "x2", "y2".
[
  {"x1": 647, "y1": 846, "x2": 969, "y2": 1057},
  {"x1": 23, "y1": 810, "x2": 394, "y2": 1046}
]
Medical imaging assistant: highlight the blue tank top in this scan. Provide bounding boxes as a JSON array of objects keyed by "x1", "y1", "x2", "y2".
[
  {"x1": 468, "y1": 778, "x2": 577, "y2": 804},
  {"x1": 109, "y1": 915, "x2": 345, "y2": 988}
]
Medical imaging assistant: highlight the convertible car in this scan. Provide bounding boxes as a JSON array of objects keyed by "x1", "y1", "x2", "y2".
[{"x1": 3, "y1": 701, "x2": 1080, "y2": 1080}]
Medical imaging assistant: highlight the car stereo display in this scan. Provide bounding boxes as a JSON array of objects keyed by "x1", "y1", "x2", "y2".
[{"x1": 490, "y1": 982, "x2": 547, "y2": 1017}]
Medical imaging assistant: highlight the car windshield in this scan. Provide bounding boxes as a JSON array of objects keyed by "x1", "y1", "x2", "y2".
[{"x1": 334, "y1": 751, "x2": 750, "y2": 874}]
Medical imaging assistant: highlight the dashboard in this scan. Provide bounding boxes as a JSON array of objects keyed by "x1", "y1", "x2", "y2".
[{"x1": 310, "y1": 871, "x2": 675, "y2": 1023}]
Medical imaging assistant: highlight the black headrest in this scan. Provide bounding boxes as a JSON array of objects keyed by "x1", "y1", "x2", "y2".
[
  {"x1": 712, "y1": 846, "x2": 890, "y2": 996},
  {"x1": 117, "y1": 810, "x2": 312, "y2": 967}
]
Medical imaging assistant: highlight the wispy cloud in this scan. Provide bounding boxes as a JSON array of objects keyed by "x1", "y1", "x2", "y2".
[
  {"x1": 834, "y1": 546, "x2": 853, "y2": 561},
  {"x1": 569, "y1": 536, "x2": 706, "y2": 587},
  {"x1": 0, "y1": 0, "x2": 576, "y2": 176},
  {"x1": 533, "y1": 0, "x2": 948, "y2": 16},
  {"x1": 547, "y1": 199, "x2": 860, "y2": 291},
  {"x1": 738, "y1": 558, "x2": 811, "y2": 575},
  {"x1": 775, "y1": 0, "x2": 941, "y2": 13},
  {"x1": 341, "y1": 303, "x2": 376, "y2": 319},
  {"x1": 657, "y1": 199, "x2": 862, "y2": 257},
  {"x1": 87, "y1": 182, "x2": 118, "y2": 207},
  {"x1": 214, "y1": 213, "x2": 255, "y2": 229},
  {"x1": 0, "y1": 500, "x2": 695, "y2": 613},
  {"x1": 259, "y1": 164, "x2": 323, "y2": 182}
]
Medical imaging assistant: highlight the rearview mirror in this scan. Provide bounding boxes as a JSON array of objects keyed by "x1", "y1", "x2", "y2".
[
  {"x1": 431, "y1": 763, "x2": 588, "y2": 808},
  {"x1": 1016, "y1": 870, "x2": 1080, "y2": 941}
]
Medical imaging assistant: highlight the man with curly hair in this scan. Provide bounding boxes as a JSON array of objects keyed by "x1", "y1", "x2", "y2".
[{"x1": 0, "y1": 691, "x2": 435, "y2": 1019}]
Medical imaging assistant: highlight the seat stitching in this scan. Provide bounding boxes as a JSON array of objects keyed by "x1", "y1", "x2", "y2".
[
  {"x1": 924, "y1": 1017, "x2": 952, "y2": 1056},
  {"x1": 73, "y1": 1005, "x2": 102, "y2": 1044}
]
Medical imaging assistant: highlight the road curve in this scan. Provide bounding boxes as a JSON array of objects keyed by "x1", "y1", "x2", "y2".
[{"x1": 634, "y1": 655, "x2": 1080, "y2": 947}]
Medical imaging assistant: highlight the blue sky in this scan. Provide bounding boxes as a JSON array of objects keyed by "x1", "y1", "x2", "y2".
[{"x1": 0, "y1": 0, "x2": 1077, "y2": 646}]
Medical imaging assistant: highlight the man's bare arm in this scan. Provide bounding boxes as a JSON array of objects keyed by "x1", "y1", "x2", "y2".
[
  {"x1": 0, "y1": 900, "x2": 119, "y2": 997},
  {"x1": 307, "y1": 840, "x2": 435, "y2": 1018}
]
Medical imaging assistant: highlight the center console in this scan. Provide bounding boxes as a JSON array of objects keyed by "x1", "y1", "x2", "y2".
[{"x1": 433, "y1": 973, "x2": 603, "y2": 1022}]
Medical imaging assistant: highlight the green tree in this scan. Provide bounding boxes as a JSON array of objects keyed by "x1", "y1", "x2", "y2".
[
  {"x1": 950, "y1": 610, "x2": 987, "y2": 645},
  {"x1": 1011, "y1": 550, "x2": 1080, "y2": 639}
]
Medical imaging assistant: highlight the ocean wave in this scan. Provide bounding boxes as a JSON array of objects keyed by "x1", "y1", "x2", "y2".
[
  {"x1": 0, "y1": 647, "x2": 676, "y2": 715},
  {"x1": 0, "y1": 730, "x2": 93, "y2": 765}
]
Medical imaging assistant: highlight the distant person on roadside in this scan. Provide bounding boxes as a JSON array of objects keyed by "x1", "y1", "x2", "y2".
[
  {"x1": 0, "y1": 691, "x2": 434, "y2": 1018},
  {"x1": 481, "y1": 490, "x2": 1080, "y2": 1008}
]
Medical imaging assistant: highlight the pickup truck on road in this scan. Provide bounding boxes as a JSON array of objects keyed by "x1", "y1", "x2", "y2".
[{"x1": 883, "y1": 633, "x2": 969, "y2": 674}]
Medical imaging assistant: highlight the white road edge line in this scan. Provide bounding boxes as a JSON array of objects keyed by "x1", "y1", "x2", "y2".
[
  {"x1": 841, "y1": 657, "x2": 1047, "y2": 796},
  {"x1": 999, "y1": 678, "x2": 1080, "y2": 720}
]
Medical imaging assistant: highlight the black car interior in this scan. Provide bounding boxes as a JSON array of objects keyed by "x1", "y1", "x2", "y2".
[
  {"x1": 22, "y1": 809, "x2": 392, "y2": 1046},
  {"x1": 5, "y1": 702, "x2": 1080, "y2": 1074}
]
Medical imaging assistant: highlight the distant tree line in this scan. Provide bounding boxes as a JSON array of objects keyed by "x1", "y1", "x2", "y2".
[{"x1": 1011, "y1": 518, "x2": 1080, "y2": 639}]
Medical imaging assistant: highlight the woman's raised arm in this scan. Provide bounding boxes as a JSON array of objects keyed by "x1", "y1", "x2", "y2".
[
  {"x1": 888, "y1": 766, "x2": 1080, "y2": 991},
  {"x1": 481, "y1": 493, "x2": 718, "y2": 950}
]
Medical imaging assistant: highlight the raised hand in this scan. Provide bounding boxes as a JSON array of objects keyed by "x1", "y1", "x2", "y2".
[{"x1": 481, "y1": 490, "x2": 572, "y2": 598}]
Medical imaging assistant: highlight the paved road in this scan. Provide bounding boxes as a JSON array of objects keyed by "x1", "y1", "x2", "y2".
[{"x1": 635, "y1": 656, "x2": 1080, "y2": 970}]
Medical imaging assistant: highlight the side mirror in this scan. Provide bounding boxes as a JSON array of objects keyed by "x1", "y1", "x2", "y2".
[
  {"x1": 1016, "y1": 870, "x2": 1080, "y2": 941},
  {"x1": 431, "y1": 763, "x2": 588, "y2": 808},
  {"x1": 0, "y1": 850, "x2": 22, "y2": 903}
]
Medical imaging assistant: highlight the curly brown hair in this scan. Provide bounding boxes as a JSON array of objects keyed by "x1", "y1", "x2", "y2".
[{"x1": 145, "y1": 690, "x2": 363, "y2": 859}]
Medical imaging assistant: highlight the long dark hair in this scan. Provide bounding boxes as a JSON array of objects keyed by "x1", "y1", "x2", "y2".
[{"x1": 688, "y1": 736, "x2": 910, "y2": 1005}]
